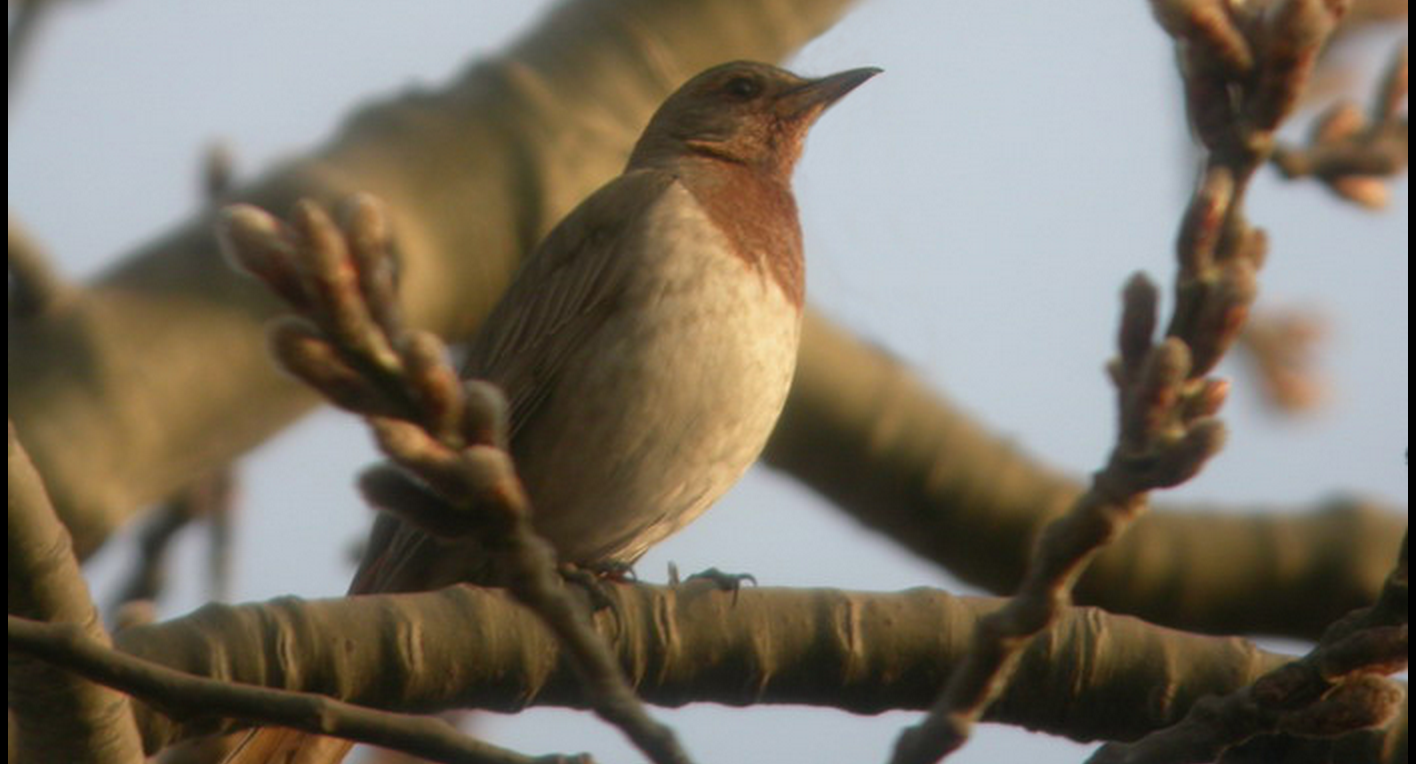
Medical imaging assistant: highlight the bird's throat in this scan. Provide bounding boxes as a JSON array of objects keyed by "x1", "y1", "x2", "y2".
[{"x1": 681, "y1": 162, "x2": 805, "y2": 309}]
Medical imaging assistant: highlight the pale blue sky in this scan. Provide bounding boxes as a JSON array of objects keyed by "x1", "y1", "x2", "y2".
[{"x1": 10, "y1": 2, "x2": 1407, "y2": 762}]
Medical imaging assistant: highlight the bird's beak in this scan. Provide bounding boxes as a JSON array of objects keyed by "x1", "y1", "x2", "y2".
[{"x1": 776, "y1": 67, "x2": 882, "y2": 121}]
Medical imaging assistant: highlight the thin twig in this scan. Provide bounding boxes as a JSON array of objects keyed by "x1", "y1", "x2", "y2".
[
  {"x1": 888, "y1": 2, "x2": 1354, "y2": 761},
  {"x1": 1271, "y1": 43, "x2": 1409, "y2": 209},
  {"x1": 108, "y1": 467, "x2": 236, "y2": 615},
  {"x1": 203, "y1": 141, "x2": 237, "y2": 203},
  {"x1": 8, "y1": 0, "x2": 53, "y2": 101}
]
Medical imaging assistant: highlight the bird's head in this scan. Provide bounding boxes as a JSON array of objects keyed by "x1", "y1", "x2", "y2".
[{"x1": 628, "y1": 61, "x2": 880, "y2": 177}]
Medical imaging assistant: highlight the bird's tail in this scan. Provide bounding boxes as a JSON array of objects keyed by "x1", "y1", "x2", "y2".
[{"x1": 222, "y1": 727, "x2": 354, "y2": 764}]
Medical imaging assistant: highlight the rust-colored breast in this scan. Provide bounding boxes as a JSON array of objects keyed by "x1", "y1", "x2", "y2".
[{"x1": 681, "y1": 162, "x2": 805, "y2": 308}]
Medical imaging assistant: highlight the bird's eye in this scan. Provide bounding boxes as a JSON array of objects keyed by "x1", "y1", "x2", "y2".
[{"x1": 724, "y1": 76, "x2": 762, "y2": 100}]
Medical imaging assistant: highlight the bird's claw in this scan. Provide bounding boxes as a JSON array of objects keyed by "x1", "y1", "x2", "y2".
[{"x1": 679, "y1": 566, "x2": 757, "y2": 604}]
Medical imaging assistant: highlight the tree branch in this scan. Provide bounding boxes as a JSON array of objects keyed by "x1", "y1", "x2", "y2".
[
  {"x1": 768, "y1": 310, "x2": 1404, "y2": 639},
  {"x1": 9, "y1": 423, "x2": 144, "y2": 764},
  {"x1": 99, "y1": 583, "x2": 1380, "y2": 754},
  {"x1": 1089, "y1": 534, "x2": 1408, "y2": 764},
  {"x1": 9, "y1": 616, "x2": 587, "y2": 764},
  {"x1": 8, "y1": 214, "x2": 71, "y2": 316}
]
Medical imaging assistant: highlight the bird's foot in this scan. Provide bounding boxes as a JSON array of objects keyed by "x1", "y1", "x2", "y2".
[
  {"x1": 558, "y1": 561, "x2": 636, "y2": 613},
  {"x1": 670, "y1": 564, "x2": 757, "y2": 604},
  {"x1": 686, "y1": 567, "x2": 757, "y2": 591}
]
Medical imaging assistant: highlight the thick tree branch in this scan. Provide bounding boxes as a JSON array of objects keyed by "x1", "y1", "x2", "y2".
[
  {"x1": 9, "y1": 423, "x2": 144, "y2": 764},
  {"x1": 8, "y1": 214, "x2": 71, "y2": 316},
  {"x1": 99, "y1": 583, "x2": 1378, "y2": 754},
  {"x1": 87, "y1": 584, "x2": 1407, "y2": 762},
  {"x1": 1090, "y1": 534, "x2": 1408, "y2": 764},
  {"x1": 9, "y1": 616, "x2": 585, "y2": 764},
  {"x1": 16, "y1": 582, "x2": 1400, "y2": 763},
  {"x1": 767, "y1": 311, "x2": 1404, "y2": 639}
]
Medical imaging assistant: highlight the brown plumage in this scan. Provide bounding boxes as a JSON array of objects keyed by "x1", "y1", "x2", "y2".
[{"x1": 224, "y1": 60, "x2": 876, "y2": 764}]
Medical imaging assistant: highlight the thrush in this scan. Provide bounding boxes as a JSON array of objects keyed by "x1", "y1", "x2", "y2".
[{"x1": 224, "y1": 60, "x2": 877, "y2": 764}]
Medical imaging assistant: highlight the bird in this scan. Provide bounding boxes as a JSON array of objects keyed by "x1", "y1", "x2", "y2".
[{"x1": 223, "y1": 59, "x2": 878, "y2": 764}]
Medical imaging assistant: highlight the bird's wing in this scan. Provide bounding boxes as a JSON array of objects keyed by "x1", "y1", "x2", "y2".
[
  {"x1": 348, "y1": 168, "x2": 682, "y2": 595},
  {"x1": 463, "y1": 167, "x2": 678, "y2": 439}
]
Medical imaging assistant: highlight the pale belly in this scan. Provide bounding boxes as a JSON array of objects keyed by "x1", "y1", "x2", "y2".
[{"x1": 514, "y1": 201, "x2": 801, "y2": 564}]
